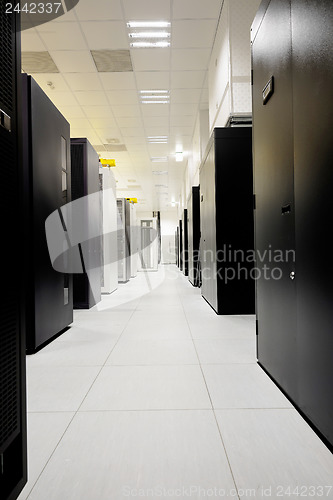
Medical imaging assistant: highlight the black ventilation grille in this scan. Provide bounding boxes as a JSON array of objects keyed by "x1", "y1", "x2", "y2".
[
  {"x1": 0, "y1": 298, "x2": 20, "y2": 452},
  {"x1": 0, "y1": 9, "x2": 20, "y2": 451},
  {"x1": 70, "y1": 144, "x2": 84, "y2": 201},
  {"x1": 71, "y1": 143, "x2": 88, "y2": 306},
  {"x1": 0, "y1": 10, "x2": 14, "y2": 112}
]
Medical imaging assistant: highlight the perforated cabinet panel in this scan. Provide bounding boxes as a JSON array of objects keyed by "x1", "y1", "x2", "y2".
[
  {"x1": 0, "y1": 6, "x2": 27, "y2": 500},
  {"x1": 0, "y1": 8, "x2": 20, "y2": 455}
]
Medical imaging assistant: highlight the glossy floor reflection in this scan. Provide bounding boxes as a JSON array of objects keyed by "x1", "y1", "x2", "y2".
[{"x1": 20, "y1": 266, "x2": 333, "y2": 499}]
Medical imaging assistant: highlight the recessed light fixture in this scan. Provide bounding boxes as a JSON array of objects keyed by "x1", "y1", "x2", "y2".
[
  {"x1": 127, "y1": 21, "x2": 171, "y2": 28},
  {"x1": 141, "y1": 100, "x2": 169, "y2": 104},
  {"x1": 141, "y1": 90, "x2": 168, "y2": 94},
  {"x1": 130, "y1": 41, "x2": 170, "y2": 48},
  {"x1": 152, "y1": 170, "x2": 168, "y2": 175},
  {"x1": 175, "y1": 152, "x2": 184, "y2": 162},
  {"x1": 129, "y1": 32, "x2": 170, "y2": 39},
  {"x1": 151, "y1": 157, "x2": 168, "y2": 162},
  {"x1": 140, "y1": 90, "x2": 169, "y2": 105}
]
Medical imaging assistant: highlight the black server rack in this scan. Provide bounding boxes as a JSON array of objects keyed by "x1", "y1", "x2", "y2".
[
  {"x1": 199, "y1": 128, "x2": 255, "y2": 315},
  {"x1": 178, "y1": 220, "x2": 183, "y2": 272},
  {"x1": 252, "y1": 0, "x2": 333, "y2": 448},
  {"x1": 117, "y1": 198, "x2": 131, "y2": 282},
  {"x1": 176, "y1": 228, "x2": 179, "y2": 267},
  {"x1": 182, "y1": 209, "x2": 188, "y2": 276},
  {"x1": 0, "y1": 9, "x2": 27, "y2": 499},
  {"x1": 71, "y1": 138, "x2": 101, "y2": 309},
  {"x1": 22, "y1": 75, "x2": 73, "y2": 353},
  {"x1": 187, "y1": 186, "x2": 201, "y2": 287}
]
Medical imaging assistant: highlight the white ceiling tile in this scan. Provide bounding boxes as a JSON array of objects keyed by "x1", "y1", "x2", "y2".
[
  {"x1": 131, "y1": 49, "x2": 170, "y2": 72},
  {"x1": 170, "y1": 103, "x2": 198, "y2": 115},
  {"x1": 88, "y1": 117, "x2": 118, "y2": 129},
  {"x1": 48, "y1": 91, "x2": 78, "y2": 107},
  {"x1": 171, "y1": 70, "x2": 205, "y2": 89},
  {"x1": 170, "y1": 125, "x2": 194, "y2": 135},
  {"x1": 171, "y1": 49, "x2": 211, "y2": 70},
  {"x1": 58, "y1": 106, "x2": 87, "y2": 119},
  {"x1": 173, "y1": 0, "x2": 222, "y2": 19},
  {"x1": 106, "y1": 90, "x2": 139, "y2": 105},
  {"x1": 50, "y1": 51, "x2": 96, "y2": 72},
  {"x1": 70, "y1": 128, "x2": 95, "y2": 137},
  {"x1": 135, "y1": 71, "x2": 170, "y2": 90},
  {"x1": 112, "y1": 105, "x2": 141, "y2": 117},
  {"x1": 172, "y1": 20, "x2": 216, "y2": 48},
  {"x1": 75, "y1": 91, "x2": 109, "y2": 106},
  {"x1": 81, "y1": 106, "x2": 114, "y2": 118},
  {"x1": 68, "y1": 118, "x2": 92, "y2": 129},
  {"x1": 37, "y1": 22, "x2": 87, "y2": 51},
  {"x1": 80, "y1": 22, "x2": 129, "y2": 49},
  {"x1": 95, "y1": 129, "x2": 123, "y2": 143},
  {"x1": 64, "y1": 73, "x2": 102, "y2": 91},
  {"x1": 120, "y1": 127, "x2": 145, "y2": 137},
  {"x1": 144, "y1": 127, "x2": 169, "y2": 137},
  {"x1": 53, "y1": 8, "x2": 77, "y2": 22},
  {"x1": 123, "y1": 0, "x2": 170, "y2": 20},
  {"x1": 100, "y1": 72, "x2": 136, "y2": 90},
  {"x1": 141, "y1": 104, "x2": 170, "y2": 117},
  {"x1": 171, "y1": 88, "x2": 201, "y2": 103},
  {"x1": 127, "y1": 144, "x2": 148, "y2": 152},
  {"x1": 75, "y1": 0, "x2": 123, "y2": 20},
  {"x1": 115, "y1": 116, "x2": 143, "y2": 128},
  {"x1": 142, "y1": 116, "x2": 169, "y2": 127},
  {"x1": 21, "y1": 30, "x2": 45, "y2": 51},
  {"x1": 123, "y1": 137, "x2": 146, "y2": 145},
  {"x1": 170, "y1": 115, "x2": 196, "y2": 127},
  {"x1": 30, "y1": 73, "x2": 70, "y2": 92},
  {"x1": 148, "y1": 144, "x2": 170, "y2": 155}
]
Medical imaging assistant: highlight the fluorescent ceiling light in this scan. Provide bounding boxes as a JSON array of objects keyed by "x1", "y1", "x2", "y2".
[
  {"x1": 141, "y1": 95, "x2": 169, "y2": 99},
  {"x1": 175, "y1": 152, "x2": 183, "y2": 162},
  {"x1": 141, "y1": 100, "x2": 169, "y2": 104},
  {"x1": 141, "y1": 90, "x2": 168, "y2": 94},
  {"x1": 130, "y1": 41, "x2": 170, "y2": 48},
  {"x1": 149, "y1": 141, "x2": 168, "y2": 144},
  {"x1": 148, "y1": 136, "x2": 168, "y2": 139},
  {"x1": 127, "y1": 21, "x2": 171, "y2": 28},
  {"x1": 151, "y1": 157, "x2": 168, "y2": 162},
  {"x1": 129, "y1": 32, "x2": 170, "y2": 38},
  {"x1": 152, "y1": 170, "x2": 168, "y2": 174}
]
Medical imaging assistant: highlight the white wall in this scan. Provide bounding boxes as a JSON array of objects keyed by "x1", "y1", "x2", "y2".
[
  {"x1": 209, "y1": 0, "x2": 261, "y2": 131},
  {"x1": 137, "y1": 210, "x2": 178, "y2": 264}
]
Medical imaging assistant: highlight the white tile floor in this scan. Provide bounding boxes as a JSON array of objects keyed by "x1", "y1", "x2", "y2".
[{"x1": 20, "y1": 265, "x2": 333, "y2": 500}]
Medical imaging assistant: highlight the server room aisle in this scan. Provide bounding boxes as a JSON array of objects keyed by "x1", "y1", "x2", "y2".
[{"x1": 20, "y1": 266, "x2": 333, "y2": 500}]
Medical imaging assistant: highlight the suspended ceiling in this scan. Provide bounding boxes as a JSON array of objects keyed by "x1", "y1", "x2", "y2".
[{"x1": 21, "y1": 0, "x2": 223, "y2": 211}]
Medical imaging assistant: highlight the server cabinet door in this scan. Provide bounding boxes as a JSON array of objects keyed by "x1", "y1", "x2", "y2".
[
  {"x1": 0, "y1": 9, "x2": 27, "y2": 500},
  {"x1": 200, "y1": 143, "x2": 217, "y2": 311},
  {"x1": 187, "y1": 193, "x2": 194, "y2": 283},
  {"x1": 179, "y1": 220, "x2": 183, "y2": 271},
  {"x1": 252, "y1": 0, "x2": 297, "y2": 399},
  {"x1": 292, "y1": 0, "x2": 333, "y2": 446},
  {"x1": 182, "y1": 209, "x2": 188, "y2": 276}
]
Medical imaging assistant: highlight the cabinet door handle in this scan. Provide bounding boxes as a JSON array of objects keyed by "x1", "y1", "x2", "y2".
[{"x1": 0, "y1": 109, "x2": 11, "y2": 132}]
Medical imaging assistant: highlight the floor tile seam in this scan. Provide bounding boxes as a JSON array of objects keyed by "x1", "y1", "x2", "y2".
[
  {"x1": 176, "y1": 272, "x2": 243, "y2": 500},
  {"x1": 26, "y1": 298, "x2": 144, "y2": 498}
]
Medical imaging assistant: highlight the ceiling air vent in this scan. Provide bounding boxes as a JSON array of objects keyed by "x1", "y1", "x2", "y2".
[
  {"x1": 91, "y1": 50, "x2": 133, "y2": 72},
  {"x1": 93, "y1": 145, "x2": 107, "y2": 152},
  {"x1": 22, "y1": 51, "x2": 59, "y2": 73},
  {"x1": 103, "y1": 144, "x2": 127, "y2": 152}
]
